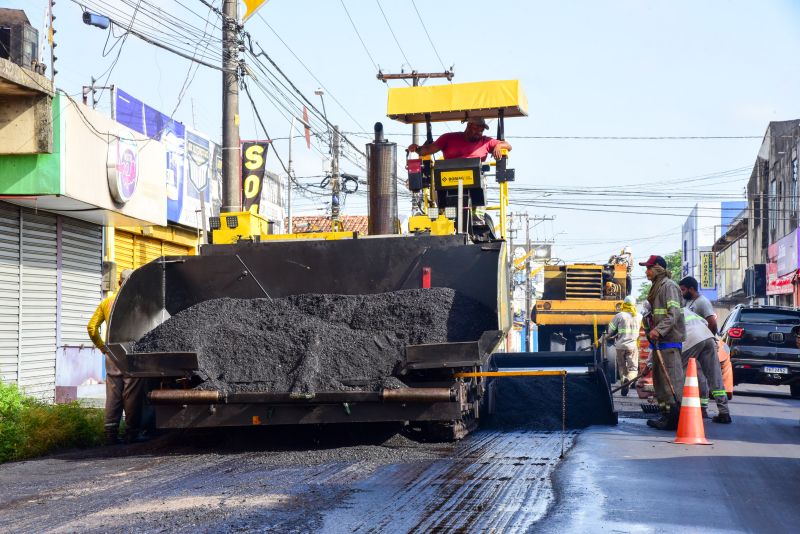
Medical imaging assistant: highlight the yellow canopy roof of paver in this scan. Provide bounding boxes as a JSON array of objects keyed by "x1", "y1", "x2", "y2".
[{"x1": 387, "y1": 80, "x2": 528, "y2": 124}]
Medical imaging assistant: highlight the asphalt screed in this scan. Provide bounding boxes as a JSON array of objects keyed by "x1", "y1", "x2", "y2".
[{"x1": 132, "y1": 288, "x2": 495, "y2": 394}]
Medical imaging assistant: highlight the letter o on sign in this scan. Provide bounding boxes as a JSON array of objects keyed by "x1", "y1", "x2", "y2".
[{"x1": 243, "y1": 175, "x2": 260, "y2": 199}]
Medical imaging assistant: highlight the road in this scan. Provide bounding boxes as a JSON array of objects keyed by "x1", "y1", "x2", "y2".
[
  {"x1": 0, "y1": 384, "x2": 797, "y2": 533},
  {"x1": 541, "y1": 384, "x2": 800, "y2": 533}
]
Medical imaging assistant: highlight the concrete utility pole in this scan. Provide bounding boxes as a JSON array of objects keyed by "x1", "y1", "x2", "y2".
[
  {"x1": 331, "y1": 125, "x2": 342, "y2": 231},
  {"x1": 221, "y1": 0, "x2": 241, "y2": 213},
  {"x1": 377, "y1": 69, "x2": 454, "y2": 145},
  {"x1": 525, "y1": 213, "x2": 532, "y2": 351},
  {"x1": 48, "y1": 0, "x2": 56, "y2": 81}
]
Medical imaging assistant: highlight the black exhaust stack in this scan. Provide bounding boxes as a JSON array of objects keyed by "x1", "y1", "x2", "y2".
[{"x1": 367, "y1": 122, "x2": 398, "y2": 235}]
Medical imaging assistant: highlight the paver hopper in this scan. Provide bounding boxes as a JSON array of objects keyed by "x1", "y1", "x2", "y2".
[
  {"x1": 106, "y1": 234, "x2": 510, "y2": 439},
  {"x1": 483, "y1": 350, "x2": 618, "y2": 429}
]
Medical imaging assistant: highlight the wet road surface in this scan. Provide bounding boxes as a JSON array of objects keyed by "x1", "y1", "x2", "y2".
[{"x1": 540, "y1": 384, "x2": 800, "y2": 533}]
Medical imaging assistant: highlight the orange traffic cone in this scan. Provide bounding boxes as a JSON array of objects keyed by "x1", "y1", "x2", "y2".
[{"x1": 674, "y1": 357, "x2": 712, "y2": 445}]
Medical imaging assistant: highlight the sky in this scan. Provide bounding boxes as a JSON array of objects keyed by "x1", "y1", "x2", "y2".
[{"x1": 6, "y1": 0, "x2": 800, "y2": 294}]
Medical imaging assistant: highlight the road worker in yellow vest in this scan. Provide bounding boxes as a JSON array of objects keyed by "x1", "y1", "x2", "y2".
[
  {"x1": 607, "y1": 296, "x2": 639, "y2": 396},
  {"x1": 87, "y1": 269, "x2": 145, "y2": 445}
]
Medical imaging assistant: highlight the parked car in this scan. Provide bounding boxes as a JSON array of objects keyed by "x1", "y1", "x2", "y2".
[{"x1": 720, "y1": 305, "x2": 800, "y2": 398}]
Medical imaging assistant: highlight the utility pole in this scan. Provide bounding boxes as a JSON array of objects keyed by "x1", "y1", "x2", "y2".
[
  {"x1": 331, "y1": 126, "x2": 342, "y2": 231},
  {"x1": 48, "y1": 0, "x2": 57, "y2": 81},
  {"x1": 377, "y1": 69, "x2": 454, "y2": 145},
  {"x1": 525, "y1": 213, "x2": 532, "y2": 351},
  {"x1": 221, "y1": 0, "x2": 241, "y2": 213}
]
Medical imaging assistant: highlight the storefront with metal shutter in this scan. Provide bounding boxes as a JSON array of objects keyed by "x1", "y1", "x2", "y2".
[
  {"x1": 113, "y1": 226, "x2": 196, "y2": 272},
  {"x1": 0, "y1": 204, "x2": 21, "y2": 388},
  {"x1": 0, "y1": 202, "x2": 103, "y2": 402},
  {"x1": 60, "y1": 219, "x2": 103, "y2": 345}
]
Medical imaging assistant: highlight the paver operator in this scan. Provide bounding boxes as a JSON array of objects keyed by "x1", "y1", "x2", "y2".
[
  {"x1": 640, "y1": 255, "x2": 686, "y2": 431},
  {"x1": 682, "y1": 308, "x2": 732, "y2": 424},
  {"x1": 407, "y1": 117, "x2": 512, "y2": 161},
  {"x1": 87, "y1": 269, "x2": 145, "y2": 445},
  {"x1": 607, "y1": 296, "x2": 639, "y2": 396}
]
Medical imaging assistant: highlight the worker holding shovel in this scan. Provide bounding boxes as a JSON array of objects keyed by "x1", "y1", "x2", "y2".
[{"x1": 640, "y1": 255, "x2": 686, "y2": 431}]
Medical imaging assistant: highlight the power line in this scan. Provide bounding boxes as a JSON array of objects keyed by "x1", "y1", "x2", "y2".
[
  {"x1": 78, "y1": 0, "x2": 224, "y2": 61},
  {"x1": 375, "y1": 0, "x2": 412, "y2": 68},
  {"x1": 73, "y1": 0, "x2": 227, "y2": 71},
  {"x1": 339, "y1": 0, "x2": 379, "y2": 71},
  {"x1": 243, "y1": 35, "x2": 367, "y2": 159},
  {"x1": 410, "y1": 0, "x2": 447, "y2": 72},
  {"x1": 255, "y1": 13, "x2": 367, "y2": 132}
]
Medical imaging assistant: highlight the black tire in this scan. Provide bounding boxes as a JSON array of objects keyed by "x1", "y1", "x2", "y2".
[{"x1": 790, "y1": 383, "x2": 800, "y2": 399}]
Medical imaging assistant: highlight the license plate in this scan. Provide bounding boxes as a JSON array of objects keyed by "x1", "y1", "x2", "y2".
[{"x1": 763, "y1": 366, "x2": 789, "y2": 374}]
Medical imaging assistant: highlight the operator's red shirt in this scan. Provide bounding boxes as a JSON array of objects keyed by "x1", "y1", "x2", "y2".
[{"x1": 434, "y1": 132, "x2": 500, "y2": 161}]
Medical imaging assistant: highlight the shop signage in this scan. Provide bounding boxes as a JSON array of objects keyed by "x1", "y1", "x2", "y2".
[
  {"x1": 700, "y1": 251, "x2": 715, "y2": 289},
  {"x1": 767, "y1": 242, "x2": 795, "y2": 295},
  {"x1": 114, "y1": 88, "x2": 222, "y2": 229},
  {"x1": 241, "y1": 141, "x2": 269, "y2": 214},
  {"x1": 106, "y1": 138, "x2": 139, "y2": 204},
  {"x1": 775, "y1": 229, "x2": 798, "y2": 277}
]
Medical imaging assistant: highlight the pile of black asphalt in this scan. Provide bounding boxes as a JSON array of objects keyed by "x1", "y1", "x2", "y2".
[{"x1": 132, "y1": 288, "x2": 494, "y2": 394}]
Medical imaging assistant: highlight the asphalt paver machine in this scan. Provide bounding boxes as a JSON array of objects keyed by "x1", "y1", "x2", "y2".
[{"x1": 105, "y1": 80, "x2": 615, "y2": 440}]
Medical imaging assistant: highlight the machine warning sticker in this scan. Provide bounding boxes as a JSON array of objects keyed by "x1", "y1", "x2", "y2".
[{"x1": 440, "y1": 170, "x2": 475, "y2": 187}]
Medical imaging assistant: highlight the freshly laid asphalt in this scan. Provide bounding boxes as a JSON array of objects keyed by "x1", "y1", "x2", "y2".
[{"x1": 539, "y1": 383, "x2": 800, "y2": 533}]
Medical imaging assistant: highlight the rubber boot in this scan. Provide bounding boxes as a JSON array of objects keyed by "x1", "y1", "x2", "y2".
[
  {"x1": 648, "y1": 405, "x2": 679, "y2": 430},
  {"x1": 646, "y1": 408, "x2": 672, "y2": 430},
  {"x1": 621, "y1": 384, "x2": 629, "y2": 397},
  {"x1": 666, "y1": 405, "x2": 680, "y2": 430},
  {"x1": 712, "y1": 413, "x2": 732, "y2": 424},
  {"x1": 701, "y1": 407, "x2": 709, "y2": 419}
]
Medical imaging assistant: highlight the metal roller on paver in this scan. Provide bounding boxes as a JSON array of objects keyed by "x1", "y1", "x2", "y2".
[{"x1": 104, "y1": 80, "x2": 616, "y2": 440}]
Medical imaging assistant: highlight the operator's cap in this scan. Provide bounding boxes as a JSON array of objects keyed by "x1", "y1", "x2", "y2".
[
  {"x1": 638, "y1": 255, "x2": 667, "y2": 268},
  {"x1": 462, "y1": 116, "x2": 489, "y2": 130}
]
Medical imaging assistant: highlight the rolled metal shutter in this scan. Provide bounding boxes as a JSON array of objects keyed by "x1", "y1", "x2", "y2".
[
  {"x1": 19, "y1": 211, "x2": 58, "y2": 401},
  {"x1": 0, "y1": 204, "x2": 20, "y2": 385},
  {"x1": 114, "y1": 230, "x2": 135, "y2": 272},
  {"x1": 162, "y1": 241, "x2": 192, "y2": 257},
  {"x1": 135, "y1": 235, "x2": 162, "y2": 266},
  {"x1": 60, "y1": 219, "x2": 103, "y2": 346}
]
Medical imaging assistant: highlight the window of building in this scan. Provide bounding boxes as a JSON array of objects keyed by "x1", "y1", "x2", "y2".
[
  {"x1": 769, "y1": 177, "x2": 777, "y2": 235},
  {"x1": 0, "y1": 28, "x2": 10, "y2": 60}
]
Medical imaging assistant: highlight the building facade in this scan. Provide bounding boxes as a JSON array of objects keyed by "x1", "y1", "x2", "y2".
[
  {"x1": 0, "y1": 31, "x2": 171, "y2": 400},
  {"x1": 713, "y1": 208, "x2": 748, "y2": 307},
  {"x1": 746, "y1": 120, "x2": 800, "y2": 306},
  {"x1": 682, "y1": 201, "x2": 747, "y2": 302}
]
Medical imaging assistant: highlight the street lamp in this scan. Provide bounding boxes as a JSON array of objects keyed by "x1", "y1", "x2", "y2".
[{"x1": 314, "y1": 89, "x2": 331, "y2": 153}]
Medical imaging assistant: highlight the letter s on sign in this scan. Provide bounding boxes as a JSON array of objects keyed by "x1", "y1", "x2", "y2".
[{"x1": 244, "y1": 145, "x2": 264, "y2": 170}]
